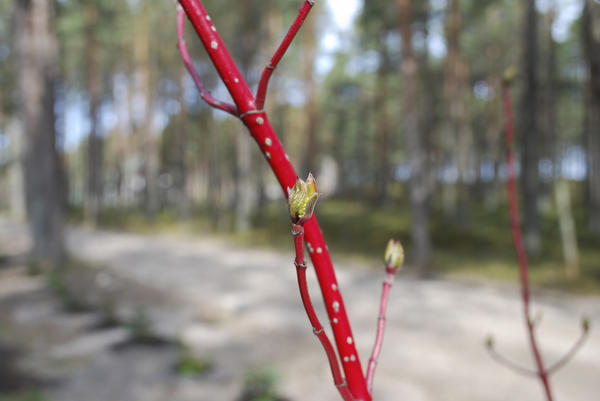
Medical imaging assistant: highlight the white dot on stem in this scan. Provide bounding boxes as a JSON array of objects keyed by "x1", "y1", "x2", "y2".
[
  {"x1": 210, "y1": 41, "x2": 218, "y2": 49},
  {"x1": 265, "y1": 138, "x2": 272, "y2": 146},
  {"x1": 346, "y1": 336, "x2": 353, "y2": 344}
]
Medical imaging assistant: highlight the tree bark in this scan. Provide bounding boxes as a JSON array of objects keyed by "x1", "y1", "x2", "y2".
[
  {"x1": 84, "y1": 2, "x2": 103, "y2": 225},
  {"x1": 547, "y1": 5, "x2": 579, "y2": 277},
  {"x1": 444, "y1": 0, "x2": 473, "y2": 226},
  {"x1": 16, "y1": 0, "x2": 66, "y2": 269},
  {"x1": 396, "y1": 0, "x2": 431, "y2": 272},
  {"x1": 373, "y1": 40, "x2": 391, "y2": 203},
  {"x1": 301, "y1": 13, "x2": 319, "y2": 175},
  {"x1": 520, "y1": 0, "x2": 541, "y2": 254},
  {"x1": 583, "y1": 0, "x2": 600, "y2": 237}
]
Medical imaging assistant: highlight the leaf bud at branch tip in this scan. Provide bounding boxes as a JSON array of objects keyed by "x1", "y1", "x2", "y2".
[
  {"x1": 287, "y1": 173, "x2": 319, "y2": 225},
  {"x1": 582, "y1": 316, "x2": 590, "y2": 333},
  {"x1": 502, "y1": 66, "x2": 517, "y2": 87},
  {"x1": 384, "y1": 239, "x2": 404, "y2": 271},
  {"x1": 485, "y1": 335, "x2": 495, "y2": 350}
]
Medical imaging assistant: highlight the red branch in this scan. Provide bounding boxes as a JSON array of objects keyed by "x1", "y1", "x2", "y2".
[
  {"x1": 365, "y1": 268, "x2": 395, "y2": 394},
  {"x1": 502, "y1": 84, "x2": 554, "y2": 401},
  {"x1": 255, "y1": 0, "x2": 315, "y2": 110},
  {"x1": 292, "y1": 224, "x2": 355, "y2": 401},
  {"x1": 177, "y1": 1, "x2": 370, "y2": 399},
  {"x1": 176, "y1": 5, "x2": 238, "y2": 116}
]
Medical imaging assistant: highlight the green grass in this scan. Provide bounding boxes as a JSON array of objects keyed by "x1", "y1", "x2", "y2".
[
  {"x1": 0, "y1": 392, "x2": 47, "y2": 401},
  {"x1": 81, "y1": 199, "x2": 600, "y2": 294}
]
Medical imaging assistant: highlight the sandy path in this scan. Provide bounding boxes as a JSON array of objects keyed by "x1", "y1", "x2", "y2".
[{"x1": 2, "y1": 220, "x2": 599, "y2": 401}]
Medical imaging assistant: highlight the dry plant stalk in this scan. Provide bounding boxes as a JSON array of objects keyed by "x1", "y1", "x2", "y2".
[{"x1": 485, "y1": 70, "x2": 590, "y2": 401}]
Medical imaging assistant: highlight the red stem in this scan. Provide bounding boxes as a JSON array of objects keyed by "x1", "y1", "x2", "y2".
[
  {"x1": 177, "y1": 2, "x2": 370, "y2": 399},
  {"x1": 365, "y1": 268, "x2": 395, "y2": 395},
  {"x1": 255, "y1": 0, "x2": 315, "y2": 110},
  {"x1": 503, "y1": 85, "x2": 553, "y2": 401},
  {"x1": 292, "y1": 224, "x2": 355, "y2": 401},
  {"x1": 176, "y1": 5, "x2": 238, "y2": 116}
]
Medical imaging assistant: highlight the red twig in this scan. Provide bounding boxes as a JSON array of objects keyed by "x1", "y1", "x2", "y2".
[
  {"x1": 255, "y1": 0, "x2": 316, "y2": 110},
  {"x1": 177, "y1": 1, "x2": 370, "y2": 399},
  {"x1": 503, "y1": 84, "x2": 554, "y2": 401},
  {"x1": 176, "y1": 5, "x2": 238, "y2": 116},
  {"x1": 547, "y1": 328, "x2": 590, "y2": 375},
  {"x1": 292, "y1": 224, "x2": 355, "y2": 401},
  {"x1": 365, "y1": 267, "x2": 394, "y2": 394}
]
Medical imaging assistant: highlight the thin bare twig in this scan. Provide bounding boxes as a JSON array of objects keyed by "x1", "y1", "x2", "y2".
[
  {"x1": 255, "y1": 0, "x2": 316, "y2": 110},
  {"x1": 486, "y1": 345, "x2": 539, "y2": 378},
  {"x1": 547, "y1": 328, "x2": 590, "y2": 375},
  {"x1": 292, "y1": 224, "x2": 355, "y2": 401},
  {"x1": 365, "y1": 268, "x2": 394, "y2": 394},
  {"x1": 176, "y1": 5, "x2": 238, "y2": 116}
]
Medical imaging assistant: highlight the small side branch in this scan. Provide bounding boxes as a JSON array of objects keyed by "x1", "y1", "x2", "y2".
[
  {"x1": 486, "y1": 343, "x2": 539, "y2": 378},
  {"x1": 176, "y1": 5, "x2": 238, "y2": 116},
  {"x1": 547, "y1": 326, "x2": 590, "y2": 375},
  {"x1": 255, "y1": 0, "x2": 316, "y2": 109},
  {"x1": 292, "y1": 224, "x2": 355, "y2": 401},
  {"x1": 365, "y1": 268, "x2": 394, "y2": 394}
]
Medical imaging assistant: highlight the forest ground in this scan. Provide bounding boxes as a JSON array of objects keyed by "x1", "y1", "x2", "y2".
[{"x1": 0, "y1": 217, "x2": 599, "y2": 401}]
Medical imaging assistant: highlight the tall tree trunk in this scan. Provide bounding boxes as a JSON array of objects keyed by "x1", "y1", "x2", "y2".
[
  {"x1": 16, "y1": 0, "x2": 66, "y2": 269},
  {"x1": 520, "y1": 0, "x2": 541, "y2": 254},
  {"x1": 7, "y1": 119, "x2": 26, "y2": 220},
  {"x1": 84, "y1": 2, "x2": 103, "y2": 225},
  {"x1": 583, "y1": 0, "x2": 600, "y2": 237},
  {"x1": 547, "y1": 5, "x2": 579, "y2": 278},
  {"x1": 444, "y1": 0, "x2": 473, "y2": 226},
  {"x1": 135, "y1": 6, "x2": 159, "y2": 219},
  {"x1": 175, "y1": 67, "x2": 190, "y2": 218},
  {"x1": 301, "y1": 13, "x2": 319, "y2": 175},
  {"x1": 373, "y1": 41, "x2": 391, "y2": 203},
  {"x1": 396, "y1": 0, "x2": 431, "y2": 272}
]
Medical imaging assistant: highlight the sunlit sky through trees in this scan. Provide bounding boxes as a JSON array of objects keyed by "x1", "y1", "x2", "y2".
[{"x1": 55, "y1": 0, "x2": 585, "y2": 182}]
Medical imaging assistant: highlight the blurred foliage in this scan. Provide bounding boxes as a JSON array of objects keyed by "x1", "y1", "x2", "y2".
[
  {"x1": 239, "y1": 367, "x2": 283, "y2": 401},
  {"x1": 1, "y1": 0, "x2": 598, "y2": 289},
  {"x1": 175, "y1": 342, "x2": 211, "y2": 377}
]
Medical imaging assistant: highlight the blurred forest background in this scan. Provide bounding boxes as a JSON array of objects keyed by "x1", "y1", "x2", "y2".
[{"x1": 1, "y1": 0, "x2": 600, "y2": 291}]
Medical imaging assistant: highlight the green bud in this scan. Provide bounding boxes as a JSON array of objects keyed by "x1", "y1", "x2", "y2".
[
  {"x1": 384, "y1": 239, "x2": 404, "y2": 270},
  {"x1": 582, "y1": 317, "x2": 590, "y2": 333},
  {"x1": 485, "y1": 336, "x2": 495, "y2": 350},
  {"x1": 502, "y1": 66, "x2": 518, "y2": 86},
  {"x1": 287, "y1": 173, "x2": 319, "y2": 224}
]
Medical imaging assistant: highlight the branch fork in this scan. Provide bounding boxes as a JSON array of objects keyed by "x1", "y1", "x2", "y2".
[
  {"x1": 486, "y1": 74, "x2": 591, "y2": 401},
  {"x1": 176, "y1": 2, "x2": 371, "y2": 399}
]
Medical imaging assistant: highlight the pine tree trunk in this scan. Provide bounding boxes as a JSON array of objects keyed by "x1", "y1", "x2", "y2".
[
  {"x1": 547, "y1": 5, "x2": 579, "y2": 277},
  {"x1": 301, "y1": 13, "x2": 319, "y2": 175},
  {"x1": 84, "y1": 2, "x2": 103, "y2": 225},
  {"x1": 16, "y1": 0, "x2": 66, "y2": 269},
  {"x1": 520, "y1": 0, "x2": 541, "y2": 254},
  {"x1": 396, "y1": 0, "x2": 431, "y2": 272},
  {"x1": 374, "y1": 42, "x2": 391, "y2": 203},
  {"x1": 583, "y1": 0, "x2": 600, "y2": 237},
  {"x1": 444, "y1": 0, "x2": 473, "y2": 226}
]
